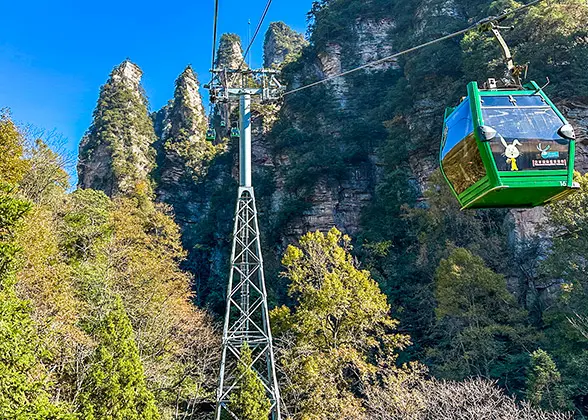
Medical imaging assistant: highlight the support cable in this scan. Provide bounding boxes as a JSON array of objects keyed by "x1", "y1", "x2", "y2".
[
  {"x1": 283, "y1": 0, "x2": 543, "y2": 96},
  {"x1": 211, "y1": 0, "x2": 220, "y2": 70},
  {"x1": 237, "y1": 0, "x2": 274, "y2": 71}
]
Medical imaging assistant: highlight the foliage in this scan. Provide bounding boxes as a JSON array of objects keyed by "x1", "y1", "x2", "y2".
[
  {"x1": 539, "y1": 174, "x2": 588, "y2": 414},
  {"x1": 272, "y1": 228, "x2": 411, "y2": 419},
  {"x1": 79, "y1": 296, "x2": 159, "y2": 420},
  {"x1": 55, "y1": 189, "x2": 220, "y2": 417},
  {"x1": 0, "y1": 112, "x2": 219, "y2": 418},
  {"x1": 227, "y1": 343, "x2": 271, "y2": 420},
  {"x1": 20, "y1": 138, "x2": 70, "y2": 206},
  {"x1": 461, "y1": 0, "x2": 588, "y2": 98},
  {"x1": 0, "y1": 184, "x2": 73, "y2": 419},
  {"x1": 0, "y1": 110, "x2": 30, "y2": 185},
  {"x1": 526, "y1": 349, "x2": 567, "y2": 411},
  {"x1": 427, "y1": 248, "x2": 536, "y2": 390},
  {"x1": 366, "y1": 374, "x2": 572, "y2": 420}
]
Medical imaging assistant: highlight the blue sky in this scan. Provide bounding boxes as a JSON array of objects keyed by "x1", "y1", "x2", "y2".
[{"x1": 0, "y1": 0, "x2": 313, "y2": 177}]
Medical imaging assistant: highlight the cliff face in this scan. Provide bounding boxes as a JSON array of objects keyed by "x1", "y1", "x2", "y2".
[
  {"x1": 76, "y1": 5, "x2": 588, "y2": 313},
  {"x1": 251, "y1": 0, "x2": 588, "y2": 320},
  {"x1": 152, "y1": 66, "x2": 228, "y2": 284},
  {"x1": 252, "y1": 16, "x2": 404, "y2": 242},
  {"x1": 267, "y1": 0, "x2": 588, "y2": 240},
  {"x1": 508, "y1": 100, "x2": 588, "y2": 255},
  {"x1": 78, "y1": 60, "x2": 156, "y2": 196},
  {"x1": 155, "y1": 66, "x2": 218, "y2": 197}
]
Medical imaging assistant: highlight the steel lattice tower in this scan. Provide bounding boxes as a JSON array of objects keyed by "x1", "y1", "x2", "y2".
[{"x1": 210, "y1": 71, "x2": 283, "y2": 420}]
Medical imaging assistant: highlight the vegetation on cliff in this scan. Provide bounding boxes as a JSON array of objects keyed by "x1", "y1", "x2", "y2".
[
  {"x1": 261, "y1": 0, "x2": 588, "y2": 415},
  {"x1": 3, "y1": 0, "x2": 588, "y2": 417},
  {"x1": 78, "y1": 61, "x2": 156, "y2": 196}
]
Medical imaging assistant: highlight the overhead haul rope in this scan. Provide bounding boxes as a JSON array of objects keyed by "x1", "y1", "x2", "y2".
[
  {"x1": 211, "y1": 0, "x2": 220, "y2": 70},
  {"x1": 237, "y1": 0, "x2": 274, "y2": 71},
  {"x1": 282, "y1": 0, "x2": 544, "y2": 96}
]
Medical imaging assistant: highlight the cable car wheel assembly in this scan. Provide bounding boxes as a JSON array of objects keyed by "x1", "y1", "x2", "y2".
[{"x1": 440, "y1": 17, "x2": 578, "y2": 209}]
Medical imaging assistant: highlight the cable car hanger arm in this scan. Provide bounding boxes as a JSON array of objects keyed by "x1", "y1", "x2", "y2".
[{"x1": 477, "y1": 17, "x2": 528, "y2": 88}]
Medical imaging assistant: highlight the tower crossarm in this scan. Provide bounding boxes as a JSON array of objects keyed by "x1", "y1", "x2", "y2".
[{"x1": 206, "y1": 67, "x2": 284, "y2": 103}]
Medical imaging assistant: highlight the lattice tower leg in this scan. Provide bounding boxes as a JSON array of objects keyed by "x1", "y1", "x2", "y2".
[{"x1": 215, "y1": 187, "x2": 281, "y2": 420}]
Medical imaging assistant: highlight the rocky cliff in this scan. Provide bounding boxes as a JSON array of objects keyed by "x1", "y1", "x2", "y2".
[
  {"x1": 154, "y1": 66, "x2": 220, "y2": 200},
  {"x1": 78, "y1": 60, "x2": 156, "y2": 196},
  {"x1": 215, "y1": 33, "x2": 245, "y2": 69},
  {"x1": 263, "y1": 22, "x2": 307, "y2": 68},
  {"x1": 77, "y1": 3, "x2": 588, "y2": 316}
]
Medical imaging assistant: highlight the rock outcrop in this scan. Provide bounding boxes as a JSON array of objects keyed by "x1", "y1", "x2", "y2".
[
  {"x1": 155, "y1": 66, "x2": 213, "y2": 190},
  {"x1": 78, "y1": 60, "x2": 156, "y2": 196},
  {"x1": 215, "y1": 33, "x2": 245, "y2": 69},
  {"x1": 76, "y1": 5, "x2": 588, "y2": 315},
  {"x1": 263, "y1": 22, "x2": 307, "y2": 68}
]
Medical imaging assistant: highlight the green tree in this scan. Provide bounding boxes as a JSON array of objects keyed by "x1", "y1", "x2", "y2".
[
  {"x1": 271, "y1": 228, "x2": 411, "y2": 419},
  {"x1": 227, "y1": 343, "x2": 271, "y2": 420},
  {"x1": 428, "y1": 248, "x2": 536, "y2": 390},
  {"x1": 0, "y1": 110, "x2": 30, "y2": 185},
  {"x1": 540, "y1": 174, "x2": 588, "y2": 413},
  {"x1": 0, "y1": 184, "x2": 73, "y2": 419},
  {"x1": 79, "y1": 297, "x2": 159, "y2": 420},
  {"x1": 20, "y1": 138, "x2": 70, "y2": 206},
  {"x1": 527, "y1": 349, "x2": 566, "y2": 410}
]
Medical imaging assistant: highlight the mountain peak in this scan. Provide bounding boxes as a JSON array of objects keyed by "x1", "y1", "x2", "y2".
[
  {"x1": 263, "y1": 22, "x2": 307, "y2": 68},
  {"x1": 110, "y1": 59, "x2": 143, "y2": 88},
  {"x1": 216, "y1": 33, "x2": 245, "y2": 69}
]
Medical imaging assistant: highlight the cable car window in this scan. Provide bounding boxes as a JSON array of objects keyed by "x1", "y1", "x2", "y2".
[
  {"x1": 480, "y1": 96, "x2": 513, "y2": 107},
  {"x1": 442, "y1": 99, "x2": 473, "y2": 159},
  {"x1": 513, "y1": 95, "x2": 546, "y2": 107},
  {"x1": 442, "y1": 133, "x2": 486, "y2": 195},
  {"x1": 482, "y1": 106, "x2": 569, "y2": 172}
]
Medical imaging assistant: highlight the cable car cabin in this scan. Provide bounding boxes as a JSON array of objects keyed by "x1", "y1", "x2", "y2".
[
  {"x1": 206, "y1": 128, "x2": 216, "y2": 142},
  {"x1": 440, "y1": 81, "x2": 578, "y2": 209},
  {"x1": 230, "y1": 127, "x2": 240, "y2": 139}
]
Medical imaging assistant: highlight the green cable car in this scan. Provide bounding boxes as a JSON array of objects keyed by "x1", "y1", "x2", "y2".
[
  {"x1": 440, "y1": 21, "x2": 578, "y2": 209},
  {"x1": 206, "y1": 127, "x2": 216, "y2": 142},
  {"x1": 230, "y1": 126, "x2": 240, "y2": 139}
]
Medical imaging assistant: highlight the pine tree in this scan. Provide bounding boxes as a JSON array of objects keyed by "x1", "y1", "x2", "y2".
[
  {"x1": 79, "y1": 296, "x2": 159, "y2": 420},
  {"x1": 527, "y1": 349, "x2": 566, "y2": 410},
  {"x1": 228, "y1": 342, "x2": 271, "y2": 420}
]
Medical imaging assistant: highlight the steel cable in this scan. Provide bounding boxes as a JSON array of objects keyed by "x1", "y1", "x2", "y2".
[{"x1": 283, "y1": 0, "x2": 544, "y2": 96}]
